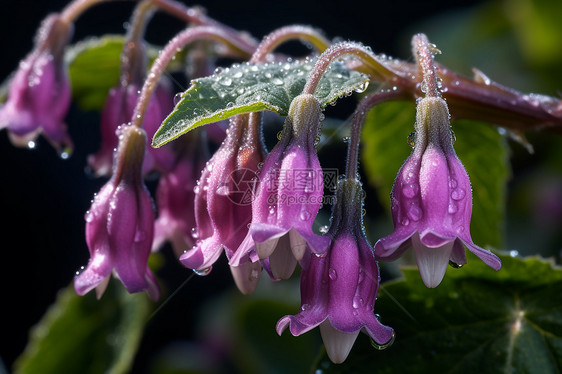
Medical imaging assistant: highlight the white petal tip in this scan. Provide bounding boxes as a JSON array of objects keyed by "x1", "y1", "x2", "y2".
[{"x1": 319, "y1": 321, "x2": 359, "y2": 364}]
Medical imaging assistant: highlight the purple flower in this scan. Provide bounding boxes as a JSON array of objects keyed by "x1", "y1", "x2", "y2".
[
  {"x1": 230, "y1": 94, "x2": 330, "y2": 280},
  {"x1": 374, "y1": 97, "x2": 501, "y2": 288},
  {"x1": 0, "y1": 14, "x2": 73, "y2": 151},
  {"x1": 180, "y1": 113, "x2": 266, "y2": 294},
  {"x1": 152, "y1": 130, "x2": 208, "y2": 257},
  {"x1": 277, "y1": 178, "x2": 394, "y2": 364},
  {"x1": 74, "y1": 124, "x2": 159, "y2": 300},
  {"x1": 88, "y1": 80, "x2": 174, "y2": 177}
]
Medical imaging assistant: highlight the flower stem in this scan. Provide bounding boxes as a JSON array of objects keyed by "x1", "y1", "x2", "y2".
[
  {"x1": 249, "y1": 25, "x2": 330, "y2": 63},
  {"x1": 132, "y1": 25, "x2": 256, "y2": 129},
  {"x1": 303, "y1": 41, "x2": 395, "y2": 96},
  {"x1": 60, "y1": 0, "x2": 117, "y2": 24},
  {"x1": 345, "y1": 89, "x2": 408, "y2": 178},
  {"x1": 412, "y1": 33, "x2": 441, "y2": 98}
]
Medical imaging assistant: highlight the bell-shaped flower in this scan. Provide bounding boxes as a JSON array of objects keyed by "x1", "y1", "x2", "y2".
[
  {"x1": 74, "y1": 124, "x2": 159, "y2": 300},
  {"x1": 230, "y1": 94, "x2": 331, "y2": 280},
  {"x1": 0, "y1": 14, "x2": 73, "y2": 152},
  {"x1": 277, "y1": 178, "x2": 394, "y2": 364},
  {"x1": 88, "y1": 79, "x2": 174, "y2": 177},
  {"x1": 152, "y1": 130, "x2": 208, "y2": 257},
  {"x1": 374, "y1": 97, "x2": 501, "y2": 288},
  {"x1": 180, "y1": 113, "x2": 266, "y2": 294}
]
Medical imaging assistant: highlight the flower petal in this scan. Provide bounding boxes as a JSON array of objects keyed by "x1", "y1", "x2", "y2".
[{"x1": 412, "y1": 233, "x2": 453, "y2": 288}]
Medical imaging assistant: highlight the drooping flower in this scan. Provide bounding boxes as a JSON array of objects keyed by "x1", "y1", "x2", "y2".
[
  {"x1": 374, "y1": 96, "x2": 501, "y2": 288},
  {"x1": 180, "y1": 113, "x2": 266, "y2": 294},
  {"x1": 230, "y1": 94, "x2": 331, "y2": 280},
  {"x1": 152, "y1": 129, "x2": 208, "y2": 257},
  {"x1": 277, "y1": 178, "x2": 394, "y2": 363},
  {"x1": 0, "y1": 14, "x2": 73, "y2": 152},
  {"x1": 74, "y1": 124, "x2": 159, "y2": 300},
  {"x1": 87, "y1": 44, "x2": 174, "y2": 177}
]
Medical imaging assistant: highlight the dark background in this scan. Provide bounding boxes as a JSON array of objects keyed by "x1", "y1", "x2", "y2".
[{"x1": 0, "y1": 0, "x2": 493, "y2": 372}]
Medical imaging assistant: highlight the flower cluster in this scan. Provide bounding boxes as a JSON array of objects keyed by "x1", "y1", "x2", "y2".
[{"x1": 8, "y1": 0, "x2": 561, "y2": 366}]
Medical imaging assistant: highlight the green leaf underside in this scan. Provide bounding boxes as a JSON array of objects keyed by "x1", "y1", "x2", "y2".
[
  {"x1": 152, "y1": 59, "x2": 369, "y2": 147},
  {"x1": 315, "y1": 253, "x2": 562, "y2": 373},
  {"x1": 14, "y1": 279, "x2": 151, "y2": 374},
  {"x1": 361, "y1": 100, "x2": 508, "y2": 248}
]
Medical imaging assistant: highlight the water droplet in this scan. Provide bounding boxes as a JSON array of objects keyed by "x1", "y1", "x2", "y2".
[
  {"x1": 173, "y1": 92, "x2": 182, "y2": 105},
  {"x1": 300, "y1": 211, "x2": 312, "y2": 221},
  {"x1": 193, "y1": 266, "x2": 212, "y2": 276},
  {"x1": 214, "y1": 67, "x2": 224, "y2": 74},
  {"x1": 277, "y1": 131, "x2": 283, "y2": 140},
  {"x1": 402, "y1": 183, "x2": 419, "y2": 198},
  {"x1": 342, "y1": 136, "x2": 350, "y2": 143},
  {"x1": 75, "y1": 265, "x2": 85, "y2": 276},
  {"x1": 407, "y1": 132, "x2": 416, "y2": 148},
  {"x1": 400, "y1": 217, "x2": 410, "y2": 226},
  {"x1": 193, "y1": 185, "x2": 200, "y2": 194},
  {"x1": 370, "y1": 332, "x2": 395, "y2": 350},
  {"x1": 301, "y1": 303, "x2": 310, "y2": 311},
  {"x1": 353, "y1": 295, "x2": 364, "y2": 308},
  {"x1": 319, "y1": 225, "x2": 329, "y2": 234},
  {"x1": 217, "y1": 185, "x2": 229, "y2": 196},
  {"x1": 269, "y1": 207, "x2": 276, "y2": 215},
  {"x1": 407, "y1": 205, "x2": 422, "y2": 221},
  {"x1": 358, "y1": 271, "x2": 364, "y2": 284},
  {"x1": 191, "y1": 227, "x2": 199, "y2": 239},
  {"x1": 134, "y1": 230, "x2": 146, "y2": 242},
  {"x1": 329, "y1": 268, "x2": 338, "y2": 281},
  {"x1": 509, "y1": 250, "x2": 519, "y2": 257},
  {"x1": 451, "y1": 188, "x2": 465, "y2": 201},
  {"x1": 449, "y1": 260, "x2": 463, "y2": 269},
  {"x1": 272, "y1": 77, "x2": 283, "y2": 85},
  {"x1": 448, "y1": 202, "x2": 458, "y2": 214},
  {"x1": 449, "y1": 178, "x2": 457, "y2": 189},
  {"x1": 27, "y1": 141, "x2": 36, "y2": 149},
  {"x1": 220, "y1": 77, "x2": 232, "y2": 86},
  {"x1": 233, "y1": 71, "x2": 243, "y2": 78},
  {"x1": 354, "y1": 81, "x2": 369, "y2": 93}
]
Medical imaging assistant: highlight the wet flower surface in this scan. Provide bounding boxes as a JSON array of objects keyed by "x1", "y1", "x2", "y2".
[
  {"x1": 74, "y1": 124, "x2": 159, "y2": 300},
  {"x1": 230, "y1": 94, "x2": 331, "y2": 280},
  {"x1": 375, "y1": 96, "x2": 501, "y2": 288},
  {"x1": 277, "y1": 178, "x2": 393, "y2": 363}
]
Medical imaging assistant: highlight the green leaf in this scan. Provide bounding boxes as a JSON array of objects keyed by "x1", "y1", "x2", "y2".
[
  {"x1": 14, "y1": 279, "x2": 151, "y2": 374},
  {"x1": 66, "y1": 36, "x2": 125, "y2": 111},
  {"x1": 152, "y1": 59, "x2": 369, "y2": 147},
  {"x1": 315, "y1": 253, "x2": 562, "y2": 373},
  {"x1": 361, "y1": 100, "x2": 509, "y2": 247},
  {"x1": 66, "y1": 35, "x2": 185, "y2": 111}
]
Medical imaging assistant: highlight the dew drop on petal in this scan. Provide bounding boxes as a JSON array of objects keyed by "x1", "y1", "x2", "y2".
[
  {"x1": 451, "y1": 188, "x2": 465, "y2": 200},
  {"x1": 402, "y1": 183, "x2": 419, "y2": 198},
  {"x1": 191, "y1": 227, "x2": 199, "y2": 239},
  {"x1": 407, "y1": 205, "x2": 422, "y2": 221},
  {"x1": 319, "y1": 225, "x2": 329, "y2": 234},
  {"x1": 300, "y1": 210, "x2": 312, "y2": 221},
  {"x1": 352, "y1": 295, "x2": 364, "y2": 308},
  {"x1": 300, "y1": 303, "x2": 310, "y2": 311},
  {"x1": 448, "y1": 202, "x2": 458, "y2": 214},
  {"x1": 329, "y1": 268, "x2": 337, "y2": 281}
]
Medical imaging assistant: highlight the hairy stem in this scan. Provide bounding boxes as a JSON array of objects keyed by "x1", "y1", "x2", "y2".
[
  {"x1": 249, "y1": 25, "x2": 330, "y2": 63},
  {"x1": 303, "y1": 41, "x2": 395, "y2": 96},
  {"x1": 412, "y1": 33, "x2": 441, "y2": 98},
  {"x1": 345, "y1": 89, "x2": 408, "y2": 178}
]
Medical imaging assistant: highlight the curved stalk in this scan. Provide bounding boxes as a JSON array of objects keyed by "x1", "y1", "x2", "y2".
[{"x1": 132, "y1": 26, "x2": 256, "y2": 129}]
